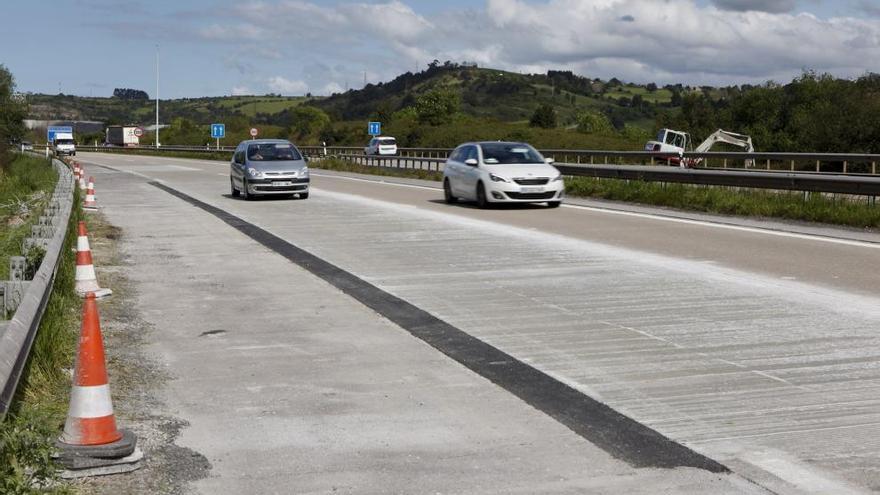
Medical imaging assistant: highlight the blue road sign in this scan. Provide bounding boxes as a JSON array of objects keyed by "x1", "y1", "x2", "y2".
[
  {"x1": 47, "y1": 125, "x2": 73, "y2": 142},
  {"x1": 368, "y1": 121, "x2": 381, "y2": 136},
  {"x1": 211, "y1": 123, "x2": 225, "y2": 139}
]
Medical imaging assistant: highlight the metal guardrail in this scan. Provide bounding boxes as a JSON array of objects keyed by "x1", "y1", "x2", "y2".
[
  {"x1": 65, "y1": 143, "x2": 880, "y2": 175},
  {"x1": 0, "y1": 157, "x2": 75, "y2": 415},
  {"x1": 68, "y1": 144, "x2": 880, "y2": 196}
]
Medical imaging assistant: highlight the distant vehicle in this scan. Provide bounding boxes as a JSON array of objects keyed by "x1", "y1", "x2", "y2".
[
  {"x1": 230, "y1": 139, "x2": 310, "y2": 200},
  {"x1": 53, "y1": 131, "x2": 76, "y2": 156},
  {"x1": 443, "y1": 141, "x2": 564, "y2": 208},
  {"x1": 105, "y1": 125, "x2": 140, "y2": 147},
  {"x1": 364, "y1": 136, "x2": 397, "y2": 156},
  {"x1": 20, "y1": 141, "x2": 33, "y2": 151},
  {"x1": 645, "y1": 128, "x2": 755, "y2": 168}
]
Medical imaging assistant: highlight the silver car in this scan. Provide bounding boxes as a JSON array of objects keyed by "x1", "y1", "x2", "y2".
[{"x1": 230, "y1": 140, "x2": 310, "y2": 200}]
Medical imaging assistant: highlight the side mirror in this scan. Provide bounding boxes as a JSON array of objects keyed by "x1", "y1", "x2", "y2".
[
  {"x1": 545, "y1": 157, "x2": 555, "y2": 165},
  {"x1": 465, "y1": 158, "x2": 478, "y2": 167}
]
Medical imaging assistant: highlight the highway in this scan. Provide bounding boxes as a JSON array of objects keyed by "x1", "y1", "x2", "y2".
[{"x1": 79, "y1": 152, "x2": 880, "y2": 494}]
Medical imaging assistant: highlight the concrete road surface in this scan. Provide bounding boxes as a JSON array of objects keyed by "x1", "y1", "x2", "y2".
[{"x1": 79, "y1": 152, "x2": 880, "y2": 494}]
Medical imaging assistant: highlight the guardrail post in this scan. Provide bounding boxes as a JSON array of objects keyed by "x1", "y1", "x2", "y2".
[
  {"x1": 604, "y1": 155, "x2": 608, "y2": 165},
  {"x1": 843, "y1": 161, "x2": 848, "y2": 174},
  {"x1": 790, "y1": 160, "x2": 795, "y2": 171},
  {"x1": 816, "y1": 160, "x2": 821, "y2": 172},
  {"x1": 766, "y1": 159, "x2": 770, "y2": 170},
  {"x1": 873, "y1": 162, "x2": 877, "y2": 175}
]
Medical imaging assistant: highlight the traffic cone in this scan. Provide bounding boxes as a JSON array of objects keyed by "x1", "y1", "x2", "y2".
[
  {"x1": 83, "y1": 177, "x2": 98, "y2": 210},
  {"x1": 60, "y1": 293, "x2": 122, "y2": 446},
  {"x1": 74, "y1": 221, "x2": 112, "y2": 298},
  {"x1": 79, "y1": 171, "x2": 87, "y2": 190},
  {"x1": 56, "y1": 293, "x2": 141, "y2": 477}
]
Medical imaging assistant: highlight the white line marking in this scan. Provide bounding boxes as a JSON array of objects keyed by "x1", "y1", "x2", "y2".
[{"x1": 313, "y1": 171, "x2": 880, "y2": 250}]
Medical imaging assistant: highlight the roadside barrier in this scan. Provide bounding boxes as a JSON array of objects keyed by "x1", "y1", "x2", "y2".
[
  {"x1": 56, "y1": 292, "x2": 141, "y2": 478},
  {"x1": 74, "y1": 221, "x2": 112, "y2": 299}
]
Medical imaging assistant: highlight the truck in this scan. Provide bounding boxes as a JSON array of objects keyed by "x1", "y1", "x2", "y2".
[
  {"x1": 53, "y1": 131, "x2": 76, "y2": 156},
  {"x1": 645, "y1": 128, "x2": 755, "y2": 168},
  {"x1": 105, "y1": 126, "x2": 141, "y2": 147}
]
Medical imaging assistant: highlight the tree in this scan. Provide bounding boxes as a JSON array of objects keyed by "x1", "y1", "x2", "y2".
[
  {"x1": 284, "y1": 106, "x2": 331, "y2": 139},
  {"x1": 646, "y1": 82, "x2": 658, "y2": 92},
  {"x1": 529, "y1": 104, "x2": 557, "y2": 128},
  {"x1": 112, "y1": 88, "x2": 149, "y2": 100},
  {"x1": 0, "y1": 65, "x2": 27, "y2": 170},
  {"x1": 414, "y1": 89, "x2": 460, "y2": 125},
  {"x1": 576, "y1": 111, "x2": 614, "y2": 135}
]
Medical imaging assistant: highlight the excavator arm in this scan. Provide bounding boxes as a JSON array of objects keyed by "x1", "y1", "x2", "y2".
[{"x1": 687, "y1": 129, "x2": 755, "y2": 168}]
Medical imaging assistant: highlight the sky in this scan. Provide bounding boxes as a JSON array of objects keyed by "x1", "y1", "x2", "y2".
[{"x1": 2, "y1": 0, "x2": 879, "y2": 98}]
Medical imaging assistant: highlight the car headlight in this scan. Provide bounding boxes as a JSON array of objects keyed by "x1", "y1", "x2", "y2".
[
  {"x1": 300, "y1": 166, "x2": 309, "y2": 177},
  {"x1": 552, "y1": 174, "x2": 564, "y2": 182},
  {"x1": 489, "y1": 173, "x2": 509, "y2": 183},
  {"x1": 248, "y1": 168, "x2": 263, "y2": 178}
]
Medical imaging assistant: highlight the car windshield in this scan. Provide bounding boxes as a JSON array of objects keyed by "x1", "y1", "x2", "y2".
[
  {"x1": 247, "y1": 143, "x2": 302, "y2": 161},
  {"x1": 378, "y1": 138, "x2": 396, "y2": 145},
  {"x1": 479, "y1": 143, "x2": 544, "y2": 164},
  {"x1": 55, "y1": 139, "x2": 74, "y2": 145}
]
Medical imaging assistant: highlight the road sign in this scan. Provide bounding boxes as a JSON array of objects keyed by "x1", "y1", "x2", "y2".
[
  {"x1": 133, "y1": 127, "x2": 145, "y2": 138},
  {"x1": 211, "y1": 123, "x2": 225, "y2": 139},
  {"x1": 47, "y1": 125, "x2": 73, "y2": 142},
  {"x1": 250, "y1": 128, "x2": 258, "y2": 138},
  {"x1": 368, "y1": 121, "x2": 381, "y2": 136}
]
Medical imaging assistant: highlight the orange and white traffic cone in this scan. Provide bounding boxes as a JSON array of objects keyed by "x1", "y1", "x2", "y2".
[
  {"x1": 79, "y1": 171, "x2": 87, "y2": 190},
  {"x1": 83, "y1": 177, "x2": 98, "y2": 210},
  {"x1": 60, "y1": 293, "x2": 123, "y2": 446},
  {"x1": 74, "y1": 221, "x2": 112, "y2": 298},
  {"x1": 56, "y1": 293, "x2": 141, "y2": 477}
]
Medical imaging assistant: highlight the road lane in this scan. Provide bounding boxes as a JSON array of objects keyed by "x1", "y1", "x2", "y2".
[
  {"x1": 80, "y1": 152, "x2": 880, "y2": 493},
  {"x1": 82, "y1": 157, "x2": 766, "y2": 494}
]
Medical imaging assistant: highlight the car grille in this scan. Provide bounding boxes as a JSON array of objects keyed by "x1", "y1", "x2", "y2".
[
  {"x1": 264, "y1": 171, "x2": 300, "y2": 176},
  {"x1": 505, "y1": 191, "x2": 558, "y2": 200},
  {"x1": 513, "y1": 178, "x2": 549, "y2": 185}
]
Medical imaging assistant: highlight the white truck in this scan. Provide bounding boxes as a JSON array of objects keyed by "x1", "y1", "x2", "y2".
[
  {"x1": 53, "y1": 131, "x2": 76, "y2": 156},
  {"x1": 105, "y1": 126, "x2": 141, "y2": 147},
  {"x1": 645, "y1": 128, "x2": 754, "y2": 168}
]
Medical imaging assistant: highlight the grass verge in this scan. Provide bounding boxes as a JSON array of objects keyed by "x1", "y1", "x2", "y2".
[
  {"x1": 1, "y1": 160, "x2": 81, "y2": 494},
  {"x1": 1, "y1": 155, "x2": 58, "y2": 280}
]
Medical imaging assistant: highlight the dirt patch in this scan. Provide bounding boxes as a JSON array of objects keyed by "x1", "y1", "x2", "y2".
[{"x1": 75, "y1": 213, "x2": 210, "y2": 494}]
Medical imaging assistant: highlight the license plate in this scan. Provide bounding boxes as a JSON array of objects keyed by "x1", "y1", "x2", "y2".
[
  {"x1": 273, "y1": 181, "x2": 293, "y2": 186},
  {"x1": 521, "y1": 187, "x2": 544, "y2": 193}
]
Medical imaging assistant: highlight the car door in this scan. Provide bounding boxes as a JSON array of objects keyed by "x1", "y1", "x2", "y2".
[
  {"x1": 459, "y1": 145, "x2": 481, "y2": 198},
  {"x1": 445, "y1": 146, "x2": 466, "y2": 196},
  {"x1": 231, "y1": 145, "x2": 245, "y2": 187}
]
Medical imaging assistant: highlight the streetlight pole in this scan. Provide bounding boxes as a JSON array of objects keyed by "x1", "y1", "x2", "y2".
[{"x1": 155, "y1": 44, "x2": 160, "y2": 148}]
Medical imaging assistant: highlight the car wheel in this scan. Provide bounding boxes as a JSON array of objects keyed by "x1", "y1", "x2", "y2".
[
  {"x1": 242, "y1": 178, "x2": 254, "y2": 200},
  {"x1": 231, "y1": 178, "x2": 240, "y2": 197},
  {"x1": 299, "y1": 192, "x2": 309, "y2": 200},
  {"x1": 476, "y1": 182, "x2": 489, "y2": 209},
  {"x1": 444, "y1": 179, "x2": 456, "y2": 204},
  {"x1": 547, "y1": 201, "x2": 561, "y2": 208}
]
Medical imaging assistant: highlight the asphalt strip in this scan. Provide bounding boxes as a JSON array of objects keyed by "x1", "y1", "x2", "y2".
[{"x1": 148, "y1": 180, "x2": 729, "y2": 473}]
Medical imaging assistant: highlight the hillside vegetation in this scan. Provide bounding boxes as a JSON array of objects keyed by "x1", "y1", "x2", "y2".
[{"x1": 22, "y1": 63, "x2": 880, "y2": 154}]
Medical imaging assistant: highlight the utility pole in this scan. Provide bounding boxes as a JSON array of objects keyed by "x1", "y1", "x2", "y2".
[
  {"x1": 363, "y1": 71, "x2": 367, "y2": 88},
  {"x1": 155, "y1": 44, "x2": 160, "y2": 148}
]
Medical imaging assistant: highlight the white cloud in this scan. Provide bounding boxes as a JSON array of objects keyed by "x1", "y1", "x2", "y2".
[
  {"x1": 231, "y1": 85, "x2": 252, "y2": 96},
  {"x1": 267, "y1": 76, "x2": 308, "y2": 95},
  {"x1": 200, "y1": 0, "x2": 880, "y2": 89},
  {"x1": 320, "y1": 82, "x2": 344, "y2": 95}
]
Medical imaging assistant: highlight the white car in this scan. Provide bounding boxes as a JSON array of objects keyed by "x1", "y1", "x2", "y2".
[
  {"x1": 443, "y1": 142, "x2": 564, "y2": 208},
  {"x1": 365, "y1": 136, "x2": 398, "y2": 156}
]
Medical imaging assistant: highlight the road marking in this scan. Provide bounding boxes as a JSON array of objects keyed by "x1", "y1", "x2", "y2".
[
  {"x1": 148, "y1": 179, "x2": 730, "y2": 474},
  {"x1": 312, "y1": 171, "x2": 880, "y2": 250}
]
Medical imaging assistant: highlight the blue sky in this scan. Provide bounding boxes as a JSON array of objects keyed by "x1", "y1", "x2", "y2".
[{"x1": 2, "y1": 0, "x2": 878, "y2": 98}]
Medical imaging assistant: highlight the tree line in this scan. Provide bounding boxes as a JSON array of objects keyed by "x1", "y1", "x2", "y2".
[{"x1": 0, "y1": 65, "x2": 27, "y2": 170}]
